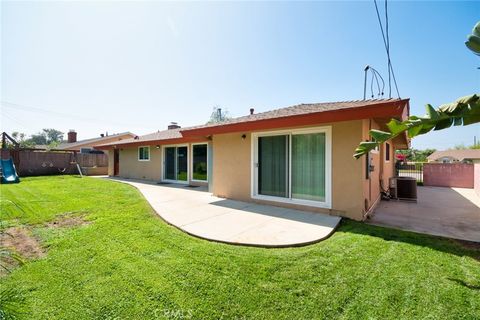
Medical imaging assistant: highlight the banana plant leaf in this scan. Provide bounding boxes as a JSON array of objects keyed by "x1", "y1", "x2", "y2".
[
  {"x1": 353, "y1": 94, "x2": 480, "y2": 159},
  {"x1": 466, "y1": 21, "x2": 480, "y2": 55}
]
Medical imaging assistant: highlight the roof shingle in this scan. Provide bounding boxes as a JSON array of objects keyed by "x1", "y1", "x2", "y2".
[{"x1": 96, "y1": 98, "x2": 408, "y2": 148}]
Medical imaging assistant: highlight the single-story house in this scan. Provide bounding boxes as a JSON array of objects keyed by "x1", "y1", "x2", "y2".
[
  {"x1": 56, "y1": 130, "x2": 136, "y2": 153},
  {"x1": 96, "y1": 99, "x2": 410, "y2": 221},
  {"x1": 427, "y1": 149, "x2": 480, "y2": 163}
]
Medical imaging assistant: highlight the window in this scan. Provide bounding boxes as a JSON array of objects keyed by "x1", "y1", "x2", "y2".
[
  {"x1": 138, "y1": 146, "x2": 150, "y2": 161},
  {"x1": 192, "y1": 144, "x2": 208, "y2": 181},
  {"x1": 80, "y1": 148, "x2": 93, "y2": 154},
  {"x1": 253, "y1": 127, "x2": 331, "y2": 208},
  {"x1": 385, "y1": 143, "x2": 390, "y2": 161}
]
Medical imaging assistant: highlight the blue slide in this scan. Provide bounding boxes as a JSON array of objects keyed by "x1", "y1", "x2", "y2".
[{"x1": 0, "y1": 158, "x2": 20, "y2": 184}]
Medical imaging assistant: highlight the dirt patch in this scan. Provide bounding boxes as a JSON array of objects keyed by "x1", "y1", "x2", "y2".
[
  {"x1": 1, "y1": 227, "x2": 45, "y2": 260},
  {"x1": 46, "y1": 213, "x2": 90, "y2": 228}
]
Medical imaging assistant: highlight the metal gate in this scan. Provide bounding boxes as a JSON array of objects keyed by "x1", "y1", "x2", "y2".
[{"x1": 395, "y1": 162, "x2": 424, "y2": 184}]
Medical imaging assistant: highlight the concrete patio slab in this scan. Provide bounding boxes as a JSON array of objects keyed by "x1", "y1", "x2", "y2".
[
  {"x1": 368, "y1": 186, "x2": 480, "y2": 242},
  {"x1": 103, "y1": 177, "x2": 341, "y2": 247}
]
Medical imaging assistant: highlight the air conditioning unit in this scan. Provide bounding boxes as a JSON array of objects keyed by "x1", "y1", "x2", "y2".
[
  {"x1": 397, "y1": 177, "x2": 417, "y2": 201},
  {"x1": 390, "y1": 177, "x2": 417, "y2": 201}
]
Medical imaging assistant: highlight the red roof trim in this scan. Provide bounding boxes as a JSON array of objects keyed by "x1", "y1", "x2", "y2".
[
  {"x1": 95, "y1": 137, "x2": 209, "y2": 150},
  {"x1": 182, "y1": 99, "x2": 409, "y2": 137},
  {"x1": 96, "y1": 99, "x2": 409, "y2": 150}
]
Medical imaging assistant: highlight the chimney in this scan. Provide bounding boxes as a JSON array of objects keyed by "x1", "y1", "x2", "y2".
[
  {"x1": 67, "y1": 130, "x2": 77, "y2": 143},
  {"x1": 250, "y1": 108, "x2": 254, "y2": 115},
  {"x1": 168, "y1": 122, "x2": 181, "y2": 130}
]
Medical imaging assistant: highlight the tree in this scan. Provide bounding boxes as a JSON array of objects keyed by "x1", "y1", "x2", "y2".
[
  {"x1": 10, "y1": 132, "x2": 35, "y2": 148},
  {"x1": 42, "y1": 129, "x2": 64, "y2": 144},
  {"x1": 396, "y1": 148, "x2": 436, "y2": 162},
  {"x1": 451, "y1": 143, "x2": 480, "y2": 150},
  {"x1": 28, "y1": 132, "x2": 47, "y2": 145},
  {"x1": 207, "y1": 106, "x2": 231, "y2": 124},
  {"x1": 26, "y1": 129, "x2": 64, "y2": 146}
]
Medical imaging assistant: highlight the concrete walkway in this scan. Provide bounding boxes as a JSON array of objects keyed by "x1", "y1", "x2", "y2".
[
  {"x1": 105, "y1": 178, "x2": 341, "y2": 247},
  {"x1": 369, "y1": 186, "x2": 480, "y2": 242}
]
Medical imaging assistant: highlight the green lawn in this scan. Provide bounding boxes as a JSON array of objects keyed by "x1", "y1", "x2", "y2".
[{"x1": 1, "y1": 176, "x2": 479, "y2": 319}]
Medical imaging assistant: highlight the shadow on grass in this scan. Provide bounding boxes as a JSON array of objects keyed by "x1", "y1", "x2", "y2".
[
  {"x1": 339, "y1": 219, "x2": 480, "y2": 262},
  {"x1": 448, "y1": 278, "x2": 480, "y2": 291}
]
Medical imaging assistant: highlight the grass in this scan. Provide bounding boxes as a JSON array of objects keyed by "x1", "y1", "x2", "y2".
[{"x1": 1, "y1": 176, "x2": 479, "y2": 319}]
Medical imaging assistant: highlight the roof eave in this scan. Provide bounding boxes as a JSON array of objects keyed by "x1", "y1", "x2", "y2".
[
  {"x1": 181, "y1": 99, "x2": 410, "y2": 138},
  {"x1": 94, "y1": 136, "x2": 209, "y2": 150}
]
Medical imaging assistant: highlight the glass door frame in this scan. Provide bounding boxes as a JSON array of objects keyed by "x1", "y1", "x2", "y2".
[
  {"x1": 251, "y1": 126, "x2": 332, "y2": 209},
  {"x1": 161, "y1": 144, "x2": 189, "y2": 184}
]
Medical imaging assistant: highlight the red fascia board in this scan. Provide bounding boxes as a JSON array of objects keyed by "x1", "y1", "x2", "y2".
[
  {"x1": 181, "y1": 99, "x2": 409, "y2": 137},
  {"x1": 95, "y1": 137, "x2": 209, "y2": 150}
]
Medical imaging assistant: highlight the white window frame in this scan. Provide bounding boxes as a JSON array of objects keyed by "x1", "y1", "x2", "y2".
[
  {"x1": 251, "y1": 126, "x2": 332, "y2": 209},
  {"x1": 161, "y1": 144, "x2": 189, "y2": 184},
  {"x1": 191, "y1": 143, "x2": 208, "y2": 182},
  {"x1": 138, "y1": 146, "x2": 150, "y2": 161}
]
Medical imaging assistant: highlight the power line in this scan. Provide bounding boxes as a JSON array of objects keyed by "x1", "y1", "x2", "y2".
[
  {"x1": 1, "y1": 101, "x2": 156, "y2": 129},
  {"x1": 373, "y1": 0, "x2": 400, "y2": 98},
  {"x1": 1, "y1": 108, "x2": 30, "y2": 131},
  {"x1": 385, "y1": 0, "x2": 391, "y2": 97}
]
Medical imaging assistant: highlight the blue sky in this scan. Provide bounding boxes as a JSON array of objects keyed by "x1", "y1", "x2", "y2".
[{"x1": 1, "y1": 1, "x2": 479, "y2": 149}]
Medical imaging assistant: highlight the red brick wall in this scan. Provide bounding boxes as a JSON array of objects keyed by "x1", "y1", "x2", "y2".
[{"x1": 424, "y1": 163, "x2": 474, "y2": 188}]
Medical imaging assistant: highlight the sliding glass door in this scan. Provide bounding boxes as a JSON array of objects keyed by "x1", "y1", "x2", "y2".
[
  {"x1": 291, "y1": 133, "x2": 326, "y2": 202},
  {"x1": 192, "y1": 144, "x2": 208, "y2": 181},
  {"x1": 254, "y1": 128, "x2": 330, "y2": 206},
  {"x1": 177, "y1": 146, "x2": 188, "y2": 182},
  {"x1": 258, "y1": 135, "x2": 288, "y2": 197},
  {"x1": 164, "y1": 146, "x2": 188, "y2": 182}
]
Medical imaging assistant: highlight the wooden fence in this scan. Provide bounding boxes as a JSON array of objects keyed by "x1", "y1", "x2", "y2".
[{"x1": 1, "y1": 149, "x2": 108, "y2": 177}]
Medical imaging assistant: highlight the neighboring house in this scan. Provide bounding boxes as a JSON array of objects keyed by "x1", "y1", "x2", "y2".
[
  {"x1": 427, "y1": 150, "x2": 480, "y2": 163},
  {"x1": 55, "y1": 130, "x2": 136, "y2": 153},
  {"x1": 97, "y1": 99, "x2": 410, "y2": 221}
]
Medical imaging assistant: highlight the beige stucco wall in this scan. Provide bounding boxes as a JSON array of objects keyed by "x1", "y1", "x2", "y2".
[
  {"x1": 212, "y1": 121, "x2": 365, "y2": 220},
  {"x1": 107, "y1": 150, "x2": 114, "y2": 176},
  {"x1": 111, "y1": 143, "x2": 208, "y2": 186},
  {"x1": 118, "y1": 146, "x2": 162, "y2": 181},
  {"x1": 381, "y1": 141, "x2": 395, "y2": 184},
  {"x1": 211, "y1": 133, "x2": 252, "y2": 202},
  {"x1": 361, "y1": 119, "x2": 397, "y2": 218}
]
